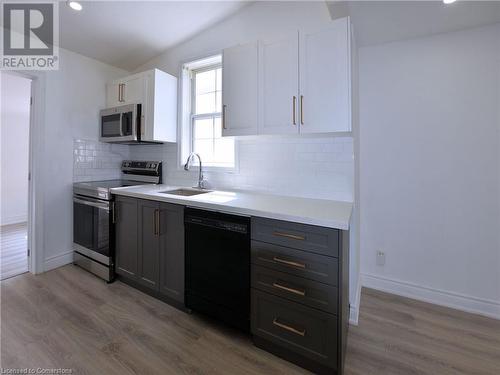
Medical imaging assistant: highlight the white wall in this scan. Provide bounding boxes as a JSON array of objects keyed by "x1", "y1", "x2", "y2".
[
  {"x1": 40, "y1": 48, "x2": 126, "y2": 270},
  {"x1": 0, "y1": 73, "x2": 31, "y2": 225},
  {"x1": 359, "y1": 23, "x2": 500, "y2": 318}
]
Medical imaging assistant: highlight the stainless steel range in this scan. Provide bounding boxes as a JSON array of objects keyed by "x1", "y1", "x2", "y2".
[{"x1": 73, "y1": 160, "x2": 162, "y2": 281}]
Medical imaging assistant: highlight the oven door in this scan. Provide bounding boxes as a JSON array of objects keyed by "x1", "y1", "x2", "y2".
[
  {"x1": 73, "y1": 195, "x2": 113, "y2": 265},
  {"x1": 99, "y1": 104, "x2": 139, "y2": 143}
]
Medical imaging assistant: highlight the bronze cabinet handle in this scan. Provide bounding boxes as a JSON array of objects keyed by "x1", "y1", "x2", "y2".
[
  {"x1": 272, "y1": 256, "x2": 306, "y2": 269},
  {"x1": 222, "y1": 104, "x2": 227, "y2": 129},
  {"x1": 121, "y1": 83, "x2": 126, "y2": 102},
  {"x1": 118, "y1": 83, "x2": 124, "y2": 102},
  {"x1": 273, "y1": 231, "x2": 305, "y2": 241},
  {"x1": 272, "y1": 318, "x2": 305, "y2": 337},
  {"x1": 157, "y1": 209, "x2": 160, "y2": 236},
  {"x1": 292, "y1": 96, "x2": 297, "y2": 125},
  {"x1": 272, "y1": 282, "x2": 305, "y2": 296},
  {"x1": 300, "y1": 95, "x2": 304, "y2": 125},
  {"x1": 154, "y1": 209, "x2": 160, "y2": 236}
]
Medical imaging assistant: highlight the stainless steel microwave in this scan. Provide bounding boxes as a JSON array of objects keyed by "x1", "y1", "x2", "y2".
[{"x1": 100, "y1": 103, "x2": 141, "y2": 143}]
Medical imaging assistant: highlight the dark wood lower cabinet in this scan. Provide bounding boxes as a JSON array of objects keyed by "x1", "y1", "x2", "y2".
[
  {"x1": 114, "y1": 197, "x2": 185, "y2": 307},
  {"x1": 114, "y1": 197, "x2": 348, "y2": 374},
  {"x1": 115, "y1": 196, "x2": 139, "y2": 279},
  {"x1": 159, "y1": 203, "x2": 184, "y2": 303},
  {"x1": 251, "y1": 217, "x2": 349, "y2": 375},
  {"x1": 137, "y1": 199, "x2": 160, "y2": 290}
]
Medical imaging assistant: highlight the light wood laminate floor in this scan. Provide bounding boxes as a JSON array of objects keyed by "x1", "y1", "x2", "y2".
[
  {"x1": 1, "y1": 265, "x2": 499, "y2": 374},
  {"x1": 0, "y1": 223, "x2": 28, "y2": 280}
]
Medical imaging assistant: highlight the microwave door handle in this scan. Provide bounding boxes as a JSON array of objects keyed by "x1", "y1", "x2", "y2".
[{"x1": 119, "y1": 112, "x2": 124, "y2": 136}]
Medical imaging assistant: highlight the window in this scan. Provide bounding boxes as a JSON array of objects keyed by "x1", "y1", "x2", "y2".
[{"x1": 181, "y1": 55, "x2": 235, "y2": 170}]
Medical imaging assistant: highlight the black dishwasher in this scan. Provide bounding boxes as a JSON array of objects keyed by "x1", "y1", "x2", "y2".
[{"x1": 185, "y1": 207, "x2": 250, "y2": 332}]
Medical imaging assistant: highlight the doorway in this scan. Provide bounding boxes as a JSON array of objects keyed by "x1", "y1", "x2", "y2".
[{"x1": 0, "y1": 72, "x2": 32, "y2": 280}]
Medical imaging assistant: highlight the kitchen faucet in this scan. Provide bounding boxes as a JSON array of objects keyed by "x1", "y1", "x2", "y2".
[{"x1": 184, "y1": 153, "x2": 207, "y2": 189}]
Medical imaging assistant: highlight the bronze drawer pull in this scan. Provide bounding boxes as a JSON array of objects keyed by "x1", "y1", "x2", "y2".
[
  {"x1": 272, "y1": 282, "x2": 305, "y2": 296},
  {"x1": 273, "y1": 231, "x2": 305, "y2": 241},
  {"x1": 272, "y1": 256, "x2": 306, "y2": 269},
  {"x1": 273, "y1": 318, "x2": 306, "y2": 337}
]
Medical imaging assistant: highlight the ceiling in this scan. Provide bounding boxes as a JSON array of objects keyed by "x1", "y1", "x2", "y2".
[
  {"x1": 327, "y1": 1, "x2": 500, "y2": 47},
  {"x1": 60, "y1": 1, "x2": 500, "y2": 71},
  {"x1": 59, "y1": 1, "x2": 251, "y2": 71}
]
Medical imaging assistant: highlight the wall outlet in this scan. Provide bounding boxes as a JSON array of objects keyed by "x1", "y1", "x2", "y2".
[{"x1": 376, "y1": 251, "x2": 386, "y2": 266}]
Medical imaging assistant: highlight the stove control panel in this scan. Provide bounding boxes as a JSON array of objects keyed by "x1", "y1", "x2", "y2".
[{"x1": 121, "y1": 160, "x2": 160, "y2": 172}]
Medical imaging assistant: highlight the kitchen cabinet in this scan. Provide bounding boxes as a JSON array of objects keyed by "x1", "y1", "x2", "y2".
[
  {"x1": 221, "y1": 41, "x2": 259, "y2": 136},
  {"x1": 222, "y1": 16, "x2": 352, "y2": 137},
  {"x1": 115, "y1": 196, "x2": 139, "y2": 279},
  {"x1": 299, "y1": 18, "x2": 351, "y2": 133},
  {"x1": 137, "y1": 199, "x2": 160, "y2": 291},
  {"x1": 114, "y1": 197, "x2": 185, "y2": 304},
  {"x1": 113, "y1": 192, "x2": 349, "y2": 374},
  {"x1": 259, "y1": 32, "x2": 299, "y2": 135},
  {"x1": 106, "y1": 69, "x2": 177, "y2": 143},
  {"x1": 250, "y1": 217, "x2": 349, "y2": 375},
  {"x1": 106, "y1": 75, "x2": 145, "y2": 107},
  {"x1": 159, "y1": 203, "x2": 185, "y2": 303}
]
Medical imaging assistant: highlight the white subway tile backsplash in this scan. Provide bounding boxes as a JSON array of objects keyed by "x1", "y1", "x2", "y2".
[
  {"x1": 73, "y1": 136, "x2": 354, "y2": 202},
  {"x1": 130, "y1": 136, "x2": 354, "y2": 201},
  {"x1": 73, "y1": 139, "x2": 129, "y2": 182}
]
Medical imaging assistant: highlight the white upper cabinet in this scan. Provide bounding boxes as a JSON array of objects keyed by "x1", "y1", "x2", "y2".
[
  {"x1": 121, "y1": 75, "x2": 146, "y2": 105},
  {"x1": 106, "y1": 69, "x2": 177, "y2": 143},
  {"x1": 299, "y1": 17, "x2": 351, "y2": 134},
  {"x1": 259, "y1": 32, "x2": 300, "y2": 135},
  {"x1": 106, "y1": 75, "x2": 146, "y2": 107},
  {"x1": 106, "y1": 82, "x2": 122, "y2": 108},
  {"x1": 222, "y1": 41, "x2": 259, "y2": 136},
  {"x1": 220, "y1": 16, "x2": 352, "y2": 137}
]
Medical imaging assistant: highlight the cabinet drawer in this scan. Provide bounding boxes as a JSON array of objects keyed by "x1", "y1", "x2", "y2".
[
  {"x1": 251, "y1": 290, "x2": 337, "y2": 368},
  {"x1": 252, "y1": 266, "x2": 338, "y2": 314},
  {"x1": 251, "y1": 217, "x2": 339, "y2": 257},
  {"x1": 251, "y1": 241, "x2": 338, "y2": 286}
]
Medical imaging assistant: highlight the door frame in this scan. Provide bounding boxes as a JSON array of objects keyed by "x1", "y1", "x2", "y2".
[{"x1": 3, "y1": 70, "x2": 46, "y2": 274}]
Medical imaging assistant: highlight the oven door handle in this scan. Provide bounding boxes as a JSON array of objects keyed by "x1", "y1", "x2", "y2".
[{"x1": 73, "y1": 197, "x2": 110, "y2": 211}]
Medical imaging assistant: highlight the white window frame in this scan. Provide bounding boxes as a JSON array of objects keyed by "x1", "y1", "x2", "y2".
[{"x1": 178, "y1": 54, "x2": 238, "y2": 173}]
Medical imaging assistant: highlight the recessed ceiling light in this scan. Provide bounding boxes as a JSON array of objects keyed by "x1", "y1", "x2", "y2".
[
  {"x1": 67, "y1": 1, "x2": 82, "y2": 11},
  {"x1": 443, "y1": 0, "x2": 457, "y2": 4}
]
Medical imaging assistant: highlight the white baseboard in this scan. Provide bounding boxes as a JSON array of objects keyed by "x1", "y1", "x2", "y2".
[
  {"x1": 349, "y1": 274, "x2": 362, "y2": 325},
  {"x1": 1, "y1": 214, "x2": 27, "y2": 226},
  {"x1": 44, "y1": 251, "x2": 73, "y2": 272},
  {"x1": 361, "y1": 273, "x2": 500, "y2": 320}
]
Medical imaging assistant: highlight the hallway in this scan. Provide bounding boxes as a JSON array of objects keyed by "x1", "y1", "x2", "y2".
[{"x1": 0, "y1": 222, "x2": 28, "y2": 280}]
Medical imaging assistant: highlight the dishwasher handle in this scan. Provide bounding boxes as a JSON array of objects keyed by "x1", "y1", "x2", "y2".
[{"x1": 185, "y1": 215, "x2": 249, "y2": 234}]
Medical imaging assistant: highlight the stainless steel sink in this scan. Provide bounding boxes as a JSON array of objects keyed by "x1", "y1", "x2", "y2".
[{"x1": 159, "y1": 188, "x2": 211, "y2": 197}]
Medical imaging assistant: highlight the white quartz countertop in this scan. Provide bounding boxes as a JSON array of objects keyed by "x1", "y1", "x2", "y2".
[{"x1": 110, "y1": 185, "x2": 352, "y2": 230}]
